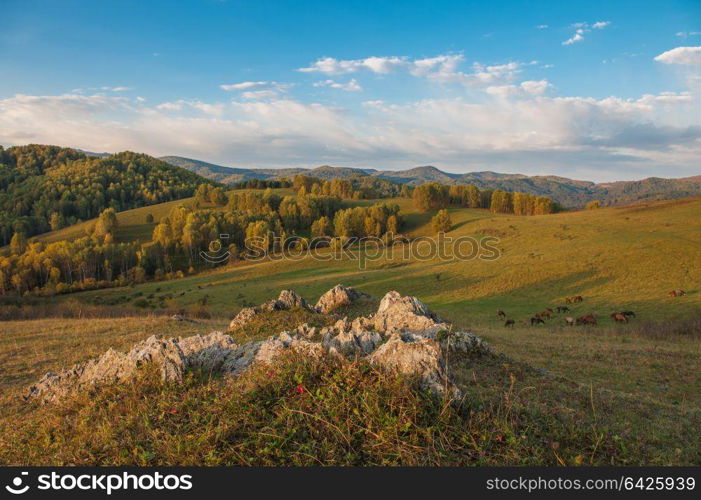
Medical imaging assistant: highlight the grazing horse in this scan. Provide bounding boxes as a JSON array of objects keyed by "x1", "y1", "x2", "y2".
[
  {"x1": 504, "y1": 319, "x2": 515, "y2": 328},
  {"x1": 572, "y1": 295, "x2": 584, "y2": 303},
  {"x1": 539, "y1": 310, "x2": 552, "y2": 320},
  {"x1": 564, "y1": 317, "x2": 575, "y2": 326},
  {"x1": 531, "y1": 317, "x2": 545, "y2": 326},
  {"x1": 576, "y1": 314, "x2": 597, "y2": 325},
  {"x1": 611, "y1": 312, "x2": 628, "y2": 323},
  {"x1": 669, "y1": 289, "x2": 686, "y2": 297},
  {"x1": 565, "y1": 297, "x2": 572, "y2": 304},
  {"x1": 622, "y1": 311, "x2": 635, "y2": 318},
  {"x1": 497, "y1": 310, "x2": 506, "y2": 318},
  {"x1": 556, "y1": 306, "x2": 570, "y2": 313}
]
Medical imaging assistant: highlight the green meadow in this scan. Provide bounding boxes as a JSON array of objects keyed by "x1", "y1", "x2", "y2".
[{"x1": 1, "y1": 194, "x2": 699, "y2": 465}]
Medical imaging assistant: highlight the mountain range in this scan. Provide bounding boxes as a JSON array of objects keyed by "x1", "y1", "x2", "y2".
[{"x1": 159, "y1": 156, "x2": 701, "y2": 208}]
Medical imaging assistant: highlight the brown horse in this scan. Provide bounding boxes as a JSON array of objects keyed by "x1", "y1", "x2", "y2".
[
  {"x1": 504, "y1": 319, "x2": 515, "y2": 328},
  {"x1": 611, "y1": 312, "x2": 627, "y2": 323},
  {"x1": 669, "y1": 289, "x2": 686, "y2": 297},
  {"x1": 576, "y1": 314, "x2": 597, "y2": 325},
  {"x1": 539, "y1": 310, "x2": 552, "y2": 320},
  {"x1": 497, "y1": 310, "x2": 506, "y2": 318},
  {"x1": 572, "y1": 295, "x2": 584, "y2": 303},
  {"x1": 531, "y1": 317, "x2": 545, "y2": 326}
]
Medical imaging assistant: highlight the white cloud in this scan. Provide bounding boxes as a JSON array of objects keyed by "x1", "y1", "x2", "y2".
[
  {"x1": 219, "y1": 81, "x2": 291, "y2": 99},
  {"x1": 220, "y1": 81, "x2": 269, "y2": 91},
  {"x1": 299, "y1": 54, "x2": 527, "y2": 88},
  {"x1": 676, "y1": 31, "x2": 701, "y2": 38},
  {"x1": 486, "y1": 80, "x2": 552, "y2": 99},
  {"x1": 536, "y1": 24, "x2": 548, "y2": 29},
  {"x1": 563, "y1": 30, "x2": 585, "y2": 45},
  {"x1": 562, "y1": 21, "x2": 610, "y2": 45},
  {"x1": 0, "y1": 87, "x2": 698, "y2": 180},
  {"x1": 299, "y1": 56, "x2": 406, "y2": 74},
  {"x1": 241, "y1": 90, "x2": 280, "y2": 100},
  {"x1": 72, "y1": 86, "x2": 133, "y2": 93},
  {"x1": 313, "y1": 79, "x2": 363, "y2": 92},
  {"x1": 654, "y1": 46, "x2": 701, "y2": 65}
]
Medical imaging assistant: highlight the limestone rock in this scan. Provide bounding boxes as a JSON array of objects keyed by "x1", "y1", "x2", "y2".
[
  {"x1": 372, "y1": 291, "x2": 449, "y2": 336},
  {"x1": 323, "y1": 328, "x2": 383, "y2": 356},
  {"x1": 276, "y1": 290, "x2": 312, "y2": 310},
  {"x1": 315, "y1": 284, "x2": 369, "y2": 314},
  {"x1": 179, "y1": 332, "x2": 239, "y2": 372},
  {"x1": 27, "y1": 288, "x2": 485, "y2": 405},
  {"x1": 228, "y1": 306, "x2": 259, "y2": 330},
  {"x1": 228, "y1": 290, "x2": 313, "y2": 331},
  {"x1": 220, "y1": 332, "x2": 323, "y2": 374},
  {"x1": 368, "y1": 333, "x2": 457, "y2": 397},
  {"x1": 25, "y1": 336, "x2": 187, "y2": 404}
]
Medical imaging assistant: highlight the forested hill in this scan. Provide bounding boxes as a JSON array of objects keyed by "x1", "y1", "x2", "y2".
[
  {"x1": 0, "y1": 145, "x2": 216, "y2": 243},
  {"x1": 160, "y1": 155, "x2": 701, "y2": 208}
]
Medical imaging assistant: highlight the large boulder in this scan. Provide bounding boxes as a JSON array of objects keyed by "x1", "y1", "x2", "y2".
[
  {"x1": 372, "y1": 291, "x2": 449, "y2": 336},
  {"x1": 367, "y1": 333, "x2": 458, "y2": 398},
  {"x1": 178, "y1": 332, "x2": 239, "y2": 372},
  {"x1": 323, "y1": 328, "x2": 383, "y2": 357},
  {"x1": 220, "y1": 331, "x2": 324, "y2": 374},
  {"x1": 315, "y1": 284, "x2": 369, "y2": 314}
]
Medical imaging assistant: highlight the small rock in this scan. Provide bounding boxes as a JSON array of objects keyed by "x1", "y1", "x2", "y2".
[{"x1": 228, "y1": 306, "x2": 259, "y2": 330}]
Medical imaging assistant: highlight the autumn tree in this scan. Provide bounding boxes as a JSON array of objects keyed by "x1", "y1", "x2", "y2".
[
  {"x1": 10, "y1": 232, "x2": 27, "y2": 255},
  {"x1": 412, "y1": 182, "x2": 449, "y2": 211},
  {"x1": 432, "y1": 209, "x2": 452, "y2": 233}
]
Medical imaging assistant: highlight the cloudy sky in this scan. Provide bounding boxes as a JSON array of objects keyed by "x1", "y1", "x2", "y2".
[{"x1": 1, "y1": 0, "x2": 700, "y2": 181}]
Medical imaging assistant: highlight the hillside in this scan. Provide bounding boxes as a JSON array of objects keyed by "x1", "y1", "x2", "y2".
[
  {"x1": 1, "y1": 286, "x2": 698, "y2": 465},
  {"x1": 0, "y1": 145, "x2": 217, "y2": 242},
  {"x1": 159, "y1": 155, "x2": 701, "y2": 208},
  {"x1": 60, "y1": 196, "x2": 701, "y2": 324},
  {"x1": 2, "y1": 196, "x2": 700, "y2": 465}
]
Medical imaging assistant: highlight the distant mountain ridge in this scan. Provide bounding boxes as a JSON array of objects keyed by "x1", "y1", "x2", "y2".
[{"x1": 158, "y1": 155, "x2": 701, "y2": 208}]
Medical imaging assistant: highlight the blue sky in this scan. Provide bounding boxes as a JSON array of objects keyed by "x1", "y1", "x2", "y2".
[{"x1": 1, "y1": 0, "x2": 700, "y2": 181}]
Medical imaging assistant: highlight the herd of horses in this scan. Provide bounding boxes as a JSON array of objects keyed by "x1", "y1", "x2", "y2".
[{"x1": 497, "y1": 289, "x2": 687, "y2": 329}]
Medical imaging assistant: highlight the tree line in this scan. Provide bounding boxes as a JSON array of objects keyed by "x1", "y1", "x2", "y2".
[
  {"x1": 1, "y1": 190, "x2": 403, "y2": 296},
  {"x1": 412, "y1": 182, "x2": 557, "y2": 215}
]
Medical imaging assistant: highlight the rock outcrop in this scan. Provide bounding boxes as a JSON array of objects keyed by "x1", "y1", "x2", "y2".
[
  {"x1": 368, "y1": 333, "x2": 458, "y2": 397},
  {"x1": 314, "y1": 284, "x2": 370, "y2": 314},
  {"x1": 27, "y1": 287, "x2": 489, "y2": 404},
  {"x1": 25, "y1": 336, "x2": 189, "y2": 404},
  {"x1": 228, "y1": 290, "x2": 313, "y2": 330}
]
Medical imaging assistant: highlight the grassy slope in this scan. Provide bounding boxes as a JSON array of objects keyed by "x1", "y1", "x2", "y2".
[
  {"x1": 30, "y1": 197, "x2": 196, "y2": 245},
  {"x1": 2, "y1": 195, "x2": 700, "y2": 464},
  {"x1": 55, "y1": 197, "x2": 700, "y2": 407},
  {"x1": 28, "y1": 187, "x2": 297, "y2": 245},
  {"x1": 61, "y1": 196, "x2": 701, "y2": 322}
]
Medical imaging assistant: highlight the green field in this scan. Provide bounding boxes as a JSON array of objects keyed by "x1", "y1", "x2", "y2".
[
  {"x1": 1, "y1": 195, "x2": 700, "y2": 465},
  {"x1": 56, "y1": 195, "x2": 701, "y2": 323},
  {"x1": 28, "y1": 187, "x2": 298, "y2": 245}
]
